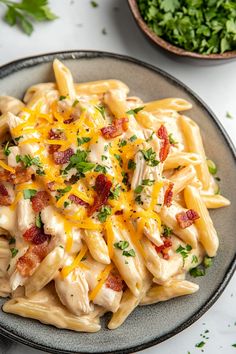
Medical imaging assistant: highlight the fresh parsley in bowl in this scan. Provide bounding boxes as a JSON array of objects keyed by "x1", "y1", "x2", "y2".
[{"x1": 128, "y1": 0, "x2": 236, "y2": 60}]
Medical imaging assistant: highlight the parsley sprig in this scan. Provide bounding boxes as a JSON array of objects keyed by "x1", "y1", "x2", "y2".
[{"x1": 0, "y1": 0, "x2": 57, "y2": 35}]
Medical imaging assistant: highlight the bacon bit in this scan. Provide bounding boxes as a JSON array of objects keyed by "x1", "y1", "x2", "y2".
[
  {"x1": 106, "y1": 271, "x2": 124, "y2": 292},
  {"x1": 53, "y1": 148, "x2": 74, "y2": 165},
  {"x1": 176, "y1": 209, "x2": 200, "y2": 229},
  {"x1": 87, "y1": 174, "x2": 112, "y2": 216},
  {"x1": 157, "y1": 125, "x2": 171, "y2": 162},
  {"x1": 0, "y1": 166, "x2": 33, "y2": 185},
  {"x1": 164, "y1": 182, "x2": 174, "y2": 207},
  {"x1": 155, "y1": 237, "x2": 172, "y2": 260},
  {"x1": 31, "y1": 191, "x2": 50, "y2": 213},
  {"x1": 114, "y1": 210, "x2": 124, "y2": 215},
  {"x1": 64, "y1": 117, "x2": 74, "y2": 124},
  {"x1": 16, "y1": 241, "x2": 49, "y2": 277},
  {"x1": 0, "y1": 184, "x2": 11, "y2": 206},
  {"x1": 23, "y1": 225, "x2": 49, "y2": 245},
  {"x1": 101, "y1": 118, "x2": 129, "y2": 139},
  {"x1": 68, "y1": 194, "x2": 89, "y2": 207},
  {"x1": 48, "y1": 129, "x2": 64, "y2": 154}
]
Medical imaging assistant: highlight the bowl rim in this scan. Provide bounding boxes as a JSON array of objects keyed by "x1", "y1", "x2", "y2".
[
  {"x1": 0, "y1": 50, "x2": 236, "y2": 354},
  {"x1": 128, "y1": 0, "x2": 236, "y2": 60}
]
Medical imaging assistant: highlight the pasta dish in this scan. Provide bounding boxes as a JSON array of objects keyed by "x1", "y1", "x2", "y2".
[{"x1": 0, "y1": 60, "x2": 230, "y2": 332}]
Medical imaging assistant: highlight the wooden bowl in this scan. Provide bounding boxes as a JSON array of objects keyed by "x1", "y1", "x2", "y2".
[{"x1": 128, "y1": 0, "x2": 236, "y2": 61}]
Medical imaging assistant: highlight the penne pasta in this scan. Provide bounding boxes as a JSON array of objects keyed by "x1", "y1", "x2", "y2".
[
  {"x1": 53, "y1": 59, "x2": 76, "y2": 99},
  {"x1": 143, "y1": 98, "x2": 192, "y2": 112},
  {"x1": 170, "y1": 165, "x2": 196, "y2": 196},
  {"x1": 200, "y1": 193, "x2": 231, "y2": 209},
  {"x1": 164, "y1": 152, "x2": 202, "y2": 170},
  {"x1": 184, "y1": 185, "x2": 219, "y2": 257}
]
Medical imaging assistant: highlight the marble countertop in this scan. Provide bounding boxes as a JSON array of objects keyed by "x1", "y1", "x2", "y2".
[{"x1": 0, "y1": 1, "x2": 235, "y2": 353}]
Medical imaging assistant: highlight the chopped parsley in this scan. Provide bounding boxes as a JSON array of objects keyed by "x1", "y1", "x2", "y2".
[
  {"x1": 101, "y1": 155, "x2": 108, "y2": 161},
  {"x1": 56, "y1": 185, "x2": 72, "y2": 200},
  {"x1": 114, "y1": 154, "x2": 123, "y2": 167},
  {"x1": 35, "y1": 213, "x2": 43, "y2": 228},
  {"x1": 135, "y1": 195, "x2": 143, "y2": 205},
  {"x1": 95, "y1": 105, "x2": 105, "y2": 119},
  {"x1": 94, "y1": 164, "x2": 108, "y2": 174},
  {"x1": 191, "y1": 255, "x2": 199, "y2": 264},
  {"x1": 169, "y1": 133, "x2": 178, "y2": 145},
  {"x1": 176, "y1": 244, "x2": 192, "y2": 265},
  {"x1": 129, "y1": 135, "x2": 137, "y2": 142},
  {"x1": 59, "y1": 95, "x2": 66, "y2": 101},
  {"x1": 232, "y1": 344, "x2": 236, "y2": 348},
  {"x1": 195, "y1": 341, "x2": 205, "y2": 348},
  {"x1": 72, "y1": 99, "x2": 79, "y2": 107},
  {"x1": 16, "y1": 154, "x2": 42, "y2": 169},
  {"x1": 23, "y1": 189, "x2": 37, "y2": 200},
  {"x1": 3, "y1": 141, "x2": 11, "y2": 156},
  {"x1": 142, "y1": 179, "x2": 155, "y2": 186},
  {"x1": 123, "y1": 249, "x2": 136, "y2": 257},
  {"x1": 90, "y1": 0, "x2": 98, "y2": 7},
  {"x1": 77, "y1": 137, "x2": 91, "y2": 146},
  {"x1": 162, "y1": 225, "x2": 172, "y2": 237},
  {"x1": 126, "y1": 106, "x2": 144, "y2": 115},
  {"x1": 203, "y1": 256, "x2": 213, "y2": 268},
  {"x1": 118, "y1": 139, "x2": 127, "y2": 147},
  {"x1": 189, "y1": 266, "x2": 206, "y2": 278},
  {"x1": 10, "y1": 248, "x2": 18, "y2": 258},
  {"x1": 121, "y1": 171, "x2": 129, "y2": 186},
  {"x1": 114, "y1": 240, "x2": 129, "y2": 250},
  {"x1": 15, "y1": 136, "x2": 23, "y2": 142},
  {"x1": 141, "y1": 148, "x2": 159, "y2": 167},
  {"x1": 128, "y1": 159, "x2": 136, "y2": 170},
  {"x1": 64, "y1": 201, "x2": 70, "y2": 208},
  {"x1": 65, "y1": 150, "x2": 95, "y2": 177},
  {"x1": 134, "y1": 185, "x2": 144, "y2": 194},
  {"x1": 97, "y1": 205, "x2": 112, "y2": 223},
  {"x1": 226, "y1": 111, "x2": 234, "y2": 119},
  {"x1": 146, "y1": 131, "x2": 154, "y2": 142},
  {"x1": 109, "y1": 185, "x2": 121, "y2": 200},
  {"x1": 138, "y1": 0, "x2": 236, "y2": 54},
  {"x1": 207, "y1": 159, "x2": 217, "y2": 175},
  {"x1": 8, "y1": 237, "x2": 15, "y2": 245}
]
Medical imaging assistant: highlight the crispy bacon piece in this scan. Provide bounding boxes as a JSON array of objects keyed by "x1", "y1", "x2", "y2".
[
  {"x1": 157, "y1": 125, "x2": 170, "y2": 162},
  {"x1": 68, "y1": 194, "x2": 89, "y2": 207},
  {"x1": 48, "y1": 129, "x2": 64, "y2": 154},
  {"x1": 0, "y1": 184, "x2": 11, "y2": 206},
  {"x1": 87, "y1": 174, "x2": 112, "y2": 216},
  {"x1": 106, "y1": 271, "x2": 124, "y2": 292},
  {"x1": 16, "y1": 241, "x2": 49, "y2": 277},
  {"x1": 176, "y1": 209, "x2": 200, "y2": 229},
  {"x1": 101, "y1": 118, "x2": 129, "y2": 139},
  {"x1": 155, "y1": 237, "x2": 172, "y2": 260},
  {"x1": 23, "y1": 225, "x2": 49, "y2": 245},
  {"x1": 0, "y1": 166, "x2": 33, "y2": 185},
  {"x1": 31, "y1": 191, "x2": 50, "y2": 213},
  {"x1": 114, "y1": 210, "x2": 124, "y2": 215},
  {"x1": 53, "y1": 148, "x2": 74, "y2": 165},
  {"x1": 47, "y1": 181, "x2": 56, "y2": 191},
  {"x1": 164, "y1": 182, "x2": 174, "y2": 207}
]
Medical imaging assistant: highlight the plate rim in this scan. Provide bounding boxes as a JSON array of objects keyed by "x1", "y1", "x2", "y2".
[{"x1": 0, "y1": 50, "x2": 235, "y2": 354}]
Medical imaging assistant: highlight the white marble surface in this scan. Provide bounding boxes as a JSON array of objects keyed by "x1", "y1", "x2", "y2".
[{"x1": 0, "y1": 1, "x2": 235, "y2": 353}]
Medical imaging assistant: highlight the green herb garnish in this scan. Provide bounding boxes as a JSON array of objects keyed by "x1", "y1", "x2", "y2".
[
  {"x1": 203, "y1": 256, "x2": 213, "y2": 268},
  {"x1": 207, "y1": 159, "x2": 217, "y2": 175},
  {"x1": 95, "y1": 105, "x2": 105, "y2": 119},
  {"x1": 191, "y1": 255, "x2": 198, "y2": 264},
  {"x1": 8, "y1": 237, "x2": 15, "y2": 245},
  {"x1": 16, "y1": 154, "x2": 42, "y2": 168},
  {"x1": 94, "y1": 164, "x2": 108, "y2": 174},
  {"x1": 35, "y1": 213, "x2": 42, "y2": 228},
  {"x1": 141, "y1": 148, "x2": 159, "y2": 167},
  {"x1": 72, "y1": 99, "x2": 79, "y2": 107},
  {"x1": 169, "y1": 133, "x2": 178, "y2": 145},
  {"x1": 59, "y1": 95, "x2": 66, "y2": 101},
  {"x1": 162, "y1": 225, "x2": 172, "y2": 237},
  {"x1": 97, "y1": 205, "x2": 112, "y2": 223},
  {"x1": 122, "y1": 249, "x2": 136, "y2": 257},
  {"x1": 1, "y1": 0, "x2": 57, "y2": 35},
  {"x1": 10, "y1": 248, "x2": 18, "y2": 258},
  {"x1": 118, "y1": 139, "x2": 127, "y2": 147},
  {"x1": 134, "y1": 185, "x2": 144, "y2": 194},
  {"x1": 109, "y1": 185, "x2": 121, "y2": 200},
  {"x1": 138, "y1": 0, "x2": 236, "y2": 54},
  {"x1": 126, "y1": 106, "x2": 144, "y2": 115},
  {"x1": 142, "y1": 179, "x2": 155, "y2": 186},
  {"x1": 195, "y1": 341, "x2": 205, "y2": 348},
  {"x1": 128, "y1": 159, "x2": 136, "y2": 170},
  {"x1": 77, "y1": 137, "x2": 91, "y2": 146},
  {"x1": 23, "y1": 189, "x2": 37, "y2": 199},
  {"x1": 3, "y1": 141, "x2": 11, "y2": 156},
  {"x1": 114, "y1": 240, "x2": 129, "y2": 250},
  {"x1": 176, "y1": 244, "x2": 192, "y2": 264},
  {"x1": 90, "y1": 0, "x2": 98, "y2": 7},
  {"x1": 129, "y1": 135, "x2": 137, "y2": 142},
  {"x1": 189, "y1": 266, "x2": 206, "y2": 278}
]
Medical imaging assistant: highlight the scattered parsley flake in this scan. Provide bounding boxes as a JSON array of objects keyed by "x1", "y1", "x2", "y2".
[
  {"x1": 94, "y1": 164, "x2": 108, "y2": 174},
  {"x1": 195, "y1": 341, "x2": 205, "y2": 348},
  {"x1": 90, "y1": 1, "x2": 98, "y2": 7},
  {"x1": 203, "y1": 256, "x2": 213, "y2": 268},
  {"x1": 190, "y1": 266, "x2": 206, "y2": 278},
  {"x1": 3, "y1": 141, "x2": 11, "y2": 156},
  {"x1": 176, "y1": 244, "x2": 192, "y2": 265},
  {"x1": 59, "y1": 95, "x2": 66, "y2": 101},
  {"x1": 35, "y1": 213, "x2": 42, "y2": 228},
  {"x1": 162, "y1": 225, "x2": 172, "y2": 237},
  {"x1": 146, "y1": 131, "x2": 154, "y2": 142},
  {"x1": 10, "y1": 248, "x2": 18, "y2": 258},
  {"x1": 122, "y1": 249, "x2": 136, "y2": 257},
  {"x1": 109, "y1": 185, "x2": 121, "y2": 200},
  {"x1": 191, "y1": 255, "x2": 198, "y2": 264},
  {"x1": 114, "y1": 240, "x2": 129, "y2": 250},
  {"x1": 128, "y1": 159, "x2": 136, "y2": 170},
  {"x1": 77, "y1": 137, "x2": 91, "y2": 146},
  {"x1": 141, "y1": 148, "x2": 159, "y2": 167},
  {"x1": 134, "y1": 185, "x2": 144, "y2": 194},
  {"x1": 169, "y1": 133, "x2": 178, "y2": 145},
  {"x1": 232, "y1": 344, "x2": 236, "y2": 348},
  {"x1": 118, "y1": 139, "x2": 127, "y2": 147},
  {"x1": 142, "y1": 179, "x2": 155, "y2": 186},
  {"x1": 23, "y1": 189, "x2": 37, "y2": 200},
  {"x1": 97, "y1": 205, "x2": 112, "y2": 223},
  {"x1": 226, "y1": 111, "x2": 234, "y2": 119},
  {"x1": 95, "y1": 105, "x2": 105, "y2": 119},
  {"x1": 207, "y1": 159, "x2": 217, "y2": 175},
  {"x1": 64, "y1": 201, "x2": 70, "y2": 208},
  {"x1": 8, "y1": 237, "x2": 15, "y2": 245},
  {"x1": 72, "y1": 99, "x2": 79, "y2": 107},
  {"x1": 130, "y1": 135, "x2": 137, "y2": 142},
  {"x1": 126, "y1": 106, "x2": 144, "y2": 115}
]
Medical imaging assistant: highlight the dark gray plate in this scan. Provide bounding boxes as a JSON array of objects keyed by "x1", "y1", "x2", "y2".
[{"x1": 0, "y1": 51, "x2": 235, "y2": 354}]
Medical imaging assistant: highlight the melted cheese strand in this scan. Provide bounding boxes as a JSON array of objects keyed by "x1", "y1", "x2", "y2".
[
  {"x1": 61, "y1": 244, "x2": 88, "y2": 279},
  {"x1": 89, "y1": 263, "x2": 114, "y2": 301}
]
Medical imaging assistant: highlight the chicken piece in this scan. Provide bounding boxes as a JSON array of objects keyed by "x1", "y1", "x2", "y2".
[
  {"x1": 88, "y1": 136, "x2": 113, "y2": 173},
  {"x1": 17, "y1": 198, "x2": 35, "y2": 234},
  {"x1": 41, "y1": 206, "x2": 82, "y2": 253},
  {"x1": 55, "y1": 266, "x2": 91, "y2": 315},
  {"x1": 7, "y1": 146, "x2": 21, "y2": 167},
  {"x1": 83, "y1": 257, "x2": 123, "y2": 313},
  {"x1": 0, "y1": 96, "x2": 25, "y2": 115},
  {"x1": 83, "y1": 230, "x2": 110, "y2": 265}
]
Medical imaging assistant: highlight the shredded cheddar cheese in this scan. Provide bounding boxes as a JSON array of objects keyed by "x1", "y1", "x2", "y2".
[
  {"x1": 0, "y1": 161, "x2": 15, "y2": 174},
  {"x1": 89, "y1": 263, "x2": 114, "y2": 301},
  {"x1": 61, "y1": 244, "x2": 88, "y2": 279}
]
